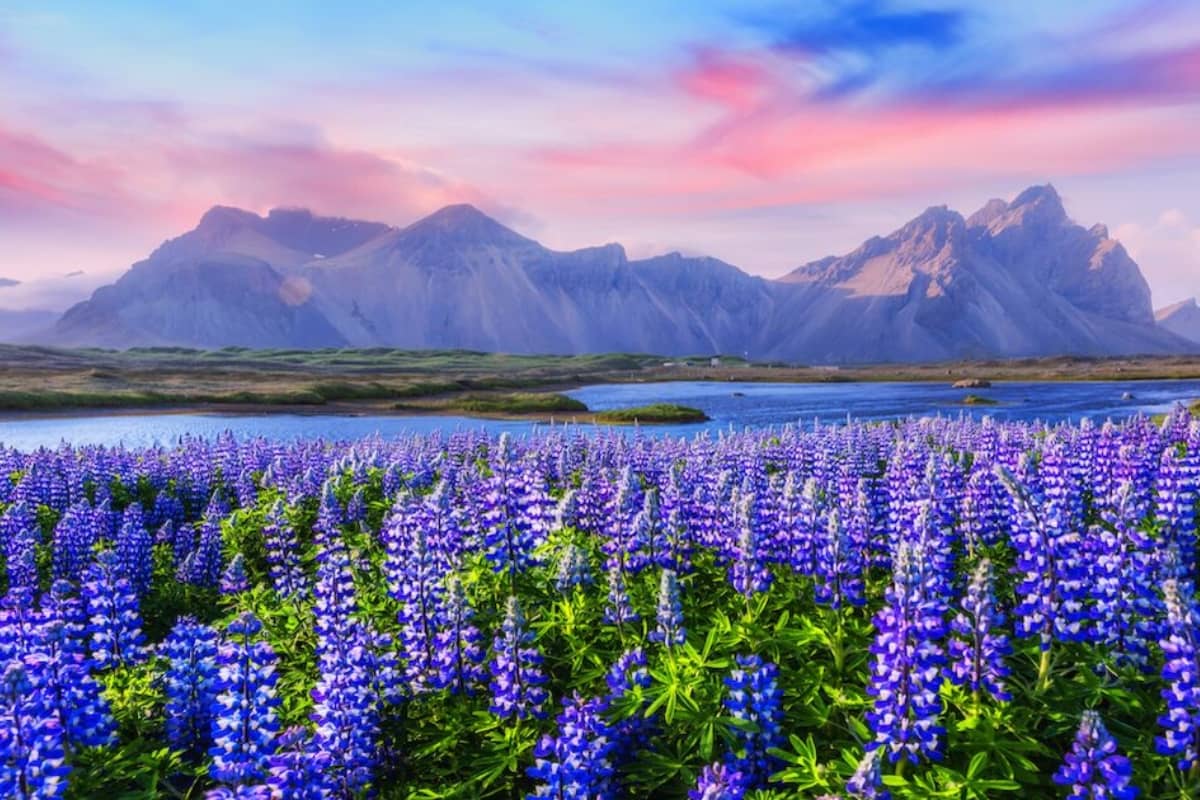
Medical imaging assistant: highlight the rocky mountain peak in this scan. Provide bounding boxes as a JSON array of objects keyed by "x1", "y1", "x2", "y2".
[
  {"x1": 1005, "y1": 183, "x2": 1068, "y2": 226},
  {"x1": 401, "y1": 204, "x2": 531, "y2": 247},
  {"x1": 966, "y1": 198, "x2": 1009, "y2": 228}
]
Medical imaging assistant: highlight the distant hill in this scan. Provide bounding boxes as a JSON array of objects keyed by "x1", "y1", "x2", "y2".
[
  {"x1": 1157, "y1": 298, "x2": 1200, "y2": 345},
  {"x1": 49, "y1": 185, "x2": 1190, "y2": 361},
  {"x1": 0, "y1": 309, "x2": 59, "y2": 342}
]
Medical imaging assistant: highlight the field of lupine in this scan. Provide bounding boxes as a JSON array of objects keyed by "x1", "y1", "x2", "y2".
[{"x1": 2, "y1": 406, "x2": 1199, "y2": 799}]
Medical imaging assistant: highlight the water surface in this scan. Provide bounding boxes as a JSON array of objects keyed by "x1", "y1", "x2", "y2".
[{"x1": 0, "y1": 379, "x2": 1195, "y2": 450}]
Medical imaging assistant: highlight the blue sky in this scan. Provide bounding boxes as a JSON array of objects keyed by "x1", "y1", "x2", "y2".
[{"x1": 2, "y1": 0, "x2": 1200, "y2": 305}]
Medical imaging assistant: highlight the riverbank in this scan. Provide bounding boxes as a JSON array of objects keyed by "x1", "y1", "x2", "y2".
[{"x1": 2, "y1": 344, "x2": 1200, "y2": 417}]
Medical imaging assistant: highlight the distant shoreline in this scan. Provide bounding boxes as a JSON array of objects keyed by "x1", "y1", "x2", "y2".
[{"x1": 0, "y1": 344, "x2": 1199, "y2": 419}]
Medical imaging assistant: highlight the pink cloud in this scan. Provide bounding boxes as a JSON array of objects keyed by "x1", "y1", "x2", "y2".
[{"x1": 674, "y1": 48, "x2": 774, "y2": 112}]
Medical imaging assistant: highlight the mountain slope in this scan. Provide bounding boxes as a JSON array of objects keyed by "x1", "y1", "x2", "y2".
[
  {"x1": 773, "y1": 185, "x2": 1179, "y2": 361},
  {"x1": 1157, "y1": 298, "x2": 1200, "y2": 345},
  {"x1": 48, "y1": 186, "x2": 1187, "y2": 360},
  {"x1": 53, "y1": 208, "x2": 388, "y2": 347}
]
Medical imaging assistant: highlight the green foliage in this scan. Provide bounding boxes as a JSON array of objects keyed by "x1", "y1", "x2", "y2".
[{"x1": 593, "y1": 403, "x2": 710, "y2": 424}]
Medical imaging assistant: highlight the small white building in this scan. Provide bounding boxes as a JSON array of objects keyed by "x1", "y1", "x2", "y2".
[{"x1": 710, "y1": 357, "x2": 721, "y2": 368}]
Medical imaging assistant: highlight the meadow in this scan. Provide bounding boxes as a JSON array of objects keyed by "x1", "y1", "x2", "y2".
[
  {"x1": 4, "y1": 344, "x2": 1200, "y2": 414},
  {"x1": 0, "y1": 405, "x2": 1199, "y2": 798}
]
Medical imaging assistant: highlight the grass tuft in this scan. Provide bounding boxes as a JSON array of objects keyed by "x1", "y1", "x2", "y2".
[{"x1": 593, "y1": 403, "x2": 709, "y2": 424}]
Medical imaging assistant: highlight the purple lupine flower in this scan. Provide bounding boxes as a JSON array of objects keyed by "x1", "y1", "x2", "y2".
[
  {"x1": 605, "y1": 648, "x2": 651, "y2": 699},
  {"x1": 161, "y1": 616, "x2": 219, "y2": 758},
  {"x1": 432, "y1": 575, "x2": 487, "y2": 696},
  {"x1": 723, "y1": 654, "x2": 783, "y2": 788},
  {"x1": 730, "y1": 493, "x2": 772, "y2": 597},
  {"x1": 1157, "y1": 579, "x2": 1200, "y2": 770},
  {"x1": 1156, "y1": 445, "x2": 1200, "y2": 582},
  {"x1": 481, "y1": 434, "x2": 551, "y2": 579},
  {"x1": 1001, "y1": 458, "x2": 1087, "y2": 650},
  {"x1": 27, "y1": 618, "x2": 117, "y2": 751},
  {"x1": 689, "y1": 762, "x2": 745, "y2": 800},
  {"x1": 209, "y1": 612, "x2": 280, "y2": 788},
  {"x1": 115, "y1": 503, "x2": 153, "y2": 599},
  {"x1": 0, "y1": 660, "x2": 70, "y2": 799},
  {"x1": 814, "y1": 509, "x2": 865, "y2": 610},
  {"x1": 220, "y1": 554, "x2": 251, "y2": 595},
  {"x1": 309, "y1": 542, "x2": 381, "y2": 796},
  {"x1": 1053, "y1": 711, "x2": 1138, "y2": 800},
  {"x1": 1, "y1": 502, "x2": 40, "y2": 594},
  {"x1": 489, "y1": 595, "x2": 548, "y2": 721},
  {"x1": 265, "y1": 727, "x2": 332, "y2": 800},
  {"x1": 52, "y1": 501, "x2": 98, "y2": 583},
  {"x1": 261, "y1": 500, "x2": 306, "y2": 599},
  {"x1": 186, "y1": 511, "x2": 225, "y2": 589},
  {"x1": 650, "y1": 569, "x2": 686, "y2": 647},
  {"x1": 603, "y1": 565, "x2": 639, "y2": 629},
  {"x1": 946, "y1": 559, "x2": 1010, "y2": 702},
  {"x1": 844, "y1": 748, "x2": 888, "y2": 800},
  {"x1": 527, "y1": 693, "x2": 616, "y2": 800},
  {"x1": 554, "y1": 543, "x2": 592, "y2": 593},
  {"x1": 81, "y1": 548, "x2": 147, "y2": 670},
  {"x1": 865, "y1": 540, "x2": 946, "y2": 764},
  {"x1": 313, "y1": 480, "x2": 344, "y2": 548},
  {"x1": 604, "y1": 647, "x2": 655, "y2": 778},
  {"x1": 384, "y1": 501, "x2": 447, "y2": 694}
]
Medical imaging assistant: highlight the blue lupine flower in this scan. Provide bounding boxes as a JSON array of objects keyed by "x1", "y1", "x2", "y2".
[
  {"x1": 689, "y1": 762, "x2": 745, "y2": 800},
  {"x1": 432, "y1": 575, "x2": 487, "y2": 696},
  {"x1": 81, "y1": 548, "x2": 147, "y2": 670},
  {"x1": 309, "y1": 542, "x2": 381, "y2": 796},
  {"x1": 844, "y1": 748, "x2": 888, "y2": 800},
  {"x1": 815, "y1": 509, "x2": 866, "y2": 610},
  {"x1": 220, "y1": 554, "x2": 251, "y2": 595},
  {"x1": 1004, "y1": 449, "x2": 1087, "y2": 649},
  {"x1": 603, "y1": 565, "x2": 639, "y2": 629},
  {"x1": 1156, "y1": 446, "x2": 1200, "y2": 582},
  {"x1": 266, "y1": 727, "x2": 332, "y2": 800},
  {"x1": 26, "y1": 620, "x2": 117, "y2": 751},
  {"x1": 1157, "y1": 579, "x2": 1200, "y2": 770},
  {"x1": 947, "y1": 559, "x2": 1011, "y2": 702},
  {"x1": 115, "y1": 503, "x2": 153, "y2": 598},
  {"x1": 555, "y1": 543, "x2": 592, "y2": 593},
  {"x1": 1053, "y1": 711, "x2": 1138, "y2": 800},
  {"x1": 730, "y1": 494, "x2": 772, "y2": 597},
  {"x1": 865, "y1": 540, "x2": 946, "y2": 764},
  {"x1": 2, "y1": 502, "x2": 40, "y2": 594},
  {"x1": 650, "y1": 569, "x2": 686, "y2": 647},
  {"x1": 481, "y1": 435, "x2": 551, "y2": 579},
  {"x1": 313, "y1": 480, "x2": 344, "y2": 547},
  {"x1": 52, "y1": 502, "x2": 98, "y2": 583},
  {"x1": 0, "y1": 660, "x2": 70, "y2": 800},
  {"x1": 204, "y1": 785, "x2": 273, "y2": 800},
  {"x1": 606, "y1": 648, "x2": 651, "y2": 699},
  {"x1": 489, "y1": 595, "x2": 548, "y2": 721},
  {"x1": 161, "y1": 616, "x2": 219, "y2": 758},
  {"x1": 527, "y1": 693, "x2": 615, "y2": 800},
  {"x1": 261, "y1": 500, "x2": 306, "y2": 599},
  {"x1": 384, "y1": 501, "x2": 447, "y2": 694},
  {"x1": 209, "y1": 612, "x2": 281, "y2": 787},
  {"x1": 604, "y1": 647, "x2": 656, "y2": 780},
  {"x1": 186, "y1": 512, "x2": 225, "y2": 589},
  {"x1": 723, "y1": 654, "x2": 783, "y2": 788}
]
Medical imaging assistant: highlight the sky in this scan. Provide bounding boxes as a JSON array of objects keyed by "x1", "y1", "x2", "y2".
[{"x1": 2, "y1": 0, "x2": 1200, "y2": 308}]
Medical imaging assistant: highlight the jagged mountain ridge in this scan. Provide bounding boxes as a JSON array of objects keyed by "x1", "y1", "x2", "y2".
[{"x1": 50, "y1": 185, "x2": 1192, "y2": 361}]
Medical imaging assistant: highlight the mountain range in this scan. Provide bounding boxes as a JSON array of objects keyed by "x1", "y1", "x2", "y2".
[{"x1": 43, "y1": 184, "x2": 1197, "y2": 361}]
